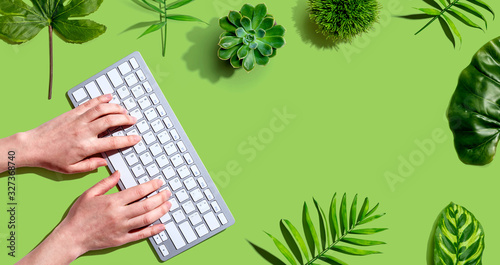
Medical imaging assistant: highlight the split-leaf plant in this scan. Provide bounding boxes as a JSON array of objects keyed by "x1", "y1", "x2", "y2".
[
  {"x1": 0, "y1": 0, "x2": 106, "y2": 99},
  {"x1": 134, "y1": 0, "x2": 205, "y2": 57},
  {"x1": 413, "y1": 0, "x2": 494, "y2": 47},
  {"x1": 261, "y1": 193, "x2": 386, "y2": 265},
  {"x1": 432, "y1": 202, "x2": 484, "y2": 264}
]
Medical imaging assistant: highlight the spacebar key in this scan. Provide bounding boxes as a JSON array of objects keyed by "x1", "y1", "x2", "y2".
[
  {"x1": 165, "y1": 222, "x2": 186, "y2": 249},
  {"x1": 106, "y1": 150, "x2": 137, "y2": 189}
]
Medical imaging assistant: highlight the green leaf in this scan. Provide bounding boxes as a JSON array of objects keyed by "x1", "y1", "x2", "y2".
[
  {"x1": 447, "y1": 8, "x2": 482, "y2": 30},
  {"x1": 140, "y1": 0, "x2": 165, "y2": 15},
  {"x1": 281, "y1": 219, "x2": 310, "y2": 261},
  {"x1": 442, "y1": 14, "x2": 461, "y2": 45},
  {"x1": 256, "y1": 40, "x2": 272, "y2": 56},
  {"x1": 166, "y1": 15, "x2": 205, "y2": 24},
  {"x1": 138, "y1": 20, "x2": 167, "y2": 38},
  {"x1": 319, "y1": 255, "x2": 348, "y2": 265},
  {"x1": 242, "y1": 48, "x2": 255, "y2": 71},
  {"x1": 257, "y1": 17, "x2": 274, "y2": 31},
  {"x1": 266, "y1": 232, "x2": 297, "y2": 265},
  {"x1": 256, "y1": 28, "x2": 265, "y2": 38},
  {"x1": 331, "y1": 245, "x2": 381, "y2": 256},
  {"x1": 219, "y1": 36, "x2": 242, "y2": 49},
  {"x1": 0, "y1": 0, "x2": 31, "y2": 16},
  {"x1": 416, "y1": 8, "x2": 441, "y2": 16},
  {"x1": 219, "y1": 16, "x2": 237, "y2": 32},
  {"x1": 357, "y1": 198, "x2": 369, "y2": 223},
  {"x1": 455, "y1": 2, "x2": 488, "y2": 28},
  {"x1": 313, "y1": 198, "x2": 329, "y2": 250},
  {"x1": 217, "y1": 45, "x2": 239, "y2": 60},
  {"x1": 240, "y1": 3, "x2": 254, "y2": 20},
  {"x1": 230, "y1": 52, "x2": 242, "y2": 68},
  {"x1": 252, "y1": 3, "x2": 267, "y2": 29},
  {"x1": 235, "y1": 27, "x2": 246, "y2": 38},
  {"x1": 339, "y1": 194, "x2": 347, "y2": 236},
  {"x1": 266, "y1": 25, "x2": 285, "y2": 37},
  {"x1": 358, "y1": 214, "x2": 386, "y2": 225},
  {"x1": 261, "y1": 36, "x2": 285, "y2": 48},
  {"x1": 0, "y1": 15, "x2": 46, "y2": 44},
  {"x1": 341, "y1": 237, "x2": 386, "y2": 246},
  {"x1": 365, "y1": 203, "x2": 379, "y2": 218},
  {"x1": 433, "y1": 203, "x2": 485, "y2": 264},
  {"x1": 350, "y1": 228, "x2": 388, "y2": 235},
  {"x1": 57, "y1": 0, "x2": 103, "y2": 18},
  {"x1": 447, "y1": 36, "x2": 500, "y2": 165},
  {"x1": 237, "y1": 44, "x2": 249, "y2": 59},
  {"x1": 240, "y1": 16, "x2": 252, "y2": 32},
  {"x1": 303, "y1": 202, "x2": 320, "y2": 256},
  {"x1": 52, "y1": 19, "x2": 105, "y2": 43},
  {"x1": 228, "y1": 10, "x2": 242, "y2": 27},
  {"x1": 349, "y1": 194, "x2": 357, "y2": 230},
  {"x1": 437, "y1": 0, "x2": 447, "y2": 8},
  {"x1": 166, "y1": 0, "x2": 193, "y2": 10},
  {"x1": 329, "y1": 193, "x2": 339, "y2": 242},
  {"x1": 465, "y1": 0, "x2": 495, "y2": 18}
]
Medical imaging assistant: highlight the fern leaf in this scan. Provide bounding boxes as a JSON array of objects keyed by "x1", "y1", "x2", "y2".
[
  {"x1": 266, "y1": 232, "x2": 298, "y2": 265},
  {"x1": 455, "y1": 2, "x2": 488, "y2": 28},
  {"x1": 313, "y1": 198, "x2": 329, "y2": 249},
  {"x1": 303, "y1": 202, "x2": 320, "y2": 257}
]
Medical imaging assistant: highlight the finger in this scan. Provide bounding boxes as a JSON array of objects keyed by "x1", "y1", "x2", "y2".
[
  {"x1": 74, "y1": 94, "x2": 113, "y2": 115},
  {"x1": 82, "y1": 102, "x2": 127, "y2": 122},
  {"x1": 91, "y1": 135, "x2": 141, "y2": 154},
  {"x1": 86, "y1": 171, "x2": 121, "y2": 197},
  {"x1": 126, "y1": 223, "x2": 166, "y2": 243},
  {"x1": 89, "y1": 114, "x2": 137, "y2": 135},
  {"x1": 125, "y1": 190, "x2": 171, "y2": 218},
  {"x1": 66, "y1": 157, "x2": 107, "y2": 174},
  {"x1": 127, "y1": 200, "x2": 171, "y2": 229},
  {"x1": 117, "y1": 179, "x2": 163, "y2": 205}
]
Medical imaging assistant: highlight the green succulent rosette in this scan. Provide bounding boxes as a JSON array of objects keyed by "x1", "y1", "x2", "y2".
[{"x1": 218, "y1": 3, "x2": 286, "y2": 72}]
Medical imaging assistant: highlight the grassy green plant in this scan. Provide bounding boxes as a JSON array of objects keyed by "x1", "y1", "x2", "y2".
[
  {"x1": 218, "y1": 3, "x2": 285, "y2": 72},
  {"x1": 134, "y1": 0, "x2": 205, "y2": 57},
  {"x1": 308, "y1": 0, "x2": 381, "y2": 43},
  {"x1": 0, "y1": 0, "x2": 106, "y2": 99},
  {"x1": 432, "y1": 202, "x2": 484, "y2": 264},
  {"x1": 257, "y1": 193, "x2": 386, "y2": 265},
  {"x1": 413, "y1": 0, "x2": 494, "y2": 47}
]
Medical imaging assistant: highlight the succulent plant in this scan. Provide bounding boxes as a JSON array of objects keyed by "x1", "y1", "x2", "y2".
[
  {"x1": 308, "y1": 0, "x2": 381, "y2": 43},
  {"x1": 218, "y1": 3, "x2": 286, "y2": 72}
]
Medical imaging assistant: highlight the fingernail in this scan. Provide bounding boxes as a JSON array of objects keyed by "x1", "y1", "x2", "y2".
[
  {"x1": 132, "y1": 135, "x2": 141, "y2": 142},
  {"x1": 105, "y1": 94, "x2": 112, "y2": 100},
  {"x1": 98, "y1": 160, "x2": 107, "y2": 167},
  {"x1": 156, "y1": 179, "x2": 163, "y2": 188},
  {"x1": 166, "y1": 201, "x2": 172, "y2": 208}
]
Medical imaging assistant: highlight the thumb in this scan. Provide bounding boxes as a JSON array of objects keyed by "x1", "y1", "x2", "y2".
[{"x1": 87, "y1": 171, "x2": 121, "y2": 197}]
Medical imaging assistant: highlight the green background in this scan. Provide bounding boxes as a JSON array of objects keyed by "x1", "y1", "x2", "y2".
[{"x1": 1, "y1": 0, "x2": 500, "y2": 264}]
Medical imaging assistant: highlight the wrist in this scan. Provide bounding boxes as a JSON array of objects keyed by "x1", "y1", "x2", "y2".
[
  {"x1": 51, "y1": 223, "x2": 88, "y2": 261},
  {"x1": 10, "y1": 131, "x2": 40, "y2": 168}
]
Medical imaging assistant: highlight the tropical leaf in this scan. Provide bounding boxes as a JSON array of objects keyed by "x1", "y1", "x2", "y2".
[
  {"x1": 254, "y1": 193, "x2": 387, "y2": 265},
  {"x1": 433, "y1": 202, "x2": 485, "y2": 265},
  {"x1": 411, "y1": 0, "x2": 494, "y2": 47}
]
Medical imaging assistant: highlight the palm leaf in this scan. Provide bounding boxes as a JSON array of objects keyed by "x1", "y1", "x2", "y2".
[
  {"x1": 412, "y1": 0, "x2": 494, "y2": 47},
  {"x1": 257, "y1": 193, "x2": 387, "y2": 265}
]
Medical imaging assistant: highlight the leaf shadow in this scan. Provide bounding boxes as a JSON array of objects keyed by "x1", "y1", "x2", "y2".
[
  {"x1": 182, "y1": 18, "x2": 236, "y2": 84},
  {"x1": 247, "y1": 240, "x2": 286, "y2": 265},
  {"x1": 121, "y1": 21, "x2": 158, "y2": 35},
  {"x1": 280, "y1": 220, "x2": 303, "y2": 264},
  {"x1": 292, "y1": 0, "x2": 336, "y2": 50},
  {"x1": 422, "y1": 0, "x2": 443, "y2": 10},
  {"x1": 0, "y1": 167, "x2": 90, "y2": 182},
  {"x1": 438, "y1": 17, "x2": 456, "y2": 48},
  {"x1": 426, "y1": 210, "x2": 441, "y2": 265},
  {"x1": 397, "y1": 14, "x2": 434, "y2": 20}
]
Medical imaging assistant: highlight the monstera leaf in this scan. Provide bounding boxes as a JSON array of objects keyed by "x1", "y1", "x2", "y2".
[
  {"x1": 0, "y1": 0, "x2": 106, "y2": 99},
  {"x1": 447, "y1": 36, "x2": 500, "y2": 165},
  {"x1": 433, "y1": 202, "x2": 485, "y2": 265}
]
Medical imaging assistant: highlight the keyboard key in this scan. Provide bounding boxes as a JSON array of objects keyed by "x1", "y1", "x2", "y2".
[
  {"x1": 129, "y1": 58, "x2": 139, "y2": 69},
  {"x1": 197, "y1": 200, "x2": 210, "y2": 214},
  {"x1": 143, "y1": 131, "x2": 156, "y2": 145},
  {"x1": 171, "y1": 154, "x2": 183, "y2": 167},
  {"x1": 136, "y1": 69, "x2": 146, "y2": 81},
  {"x1": 145, "y1": 108, "x2": 158, "y2": 121},
  {"x1": 211, "y1": 201, "x2": 221, "y2": 212},
  {"x1": 156, "y1": 154, "x2": 169, "y2": 168},
  {"x1": 203, "y1": 212, "x2": 220, "y2": 231},
  {"x1": 110, "y1": 94, "x2": 120, "y2": 104},
  {"x1": 218, "y1": 213, "x2": 228, "y2": 225},
  {"x1": 172, "y1": 210, "x2": 186, "y2": 223},
  {"x1": 188, "y1": 213, "x2": 202, "y2": 226},
  {"x1": 118, "y1": 62, "x2": 132, "y2": 75},
  {"x1": 163, "y1": 117, "x2": 173, "y2": 128},
  {"x1": 153, "y1": 234, "x2": 162, "y2": 244},
  {"x1": 184, "y1": 153, "x2": 194, "y2": 164},
  {"x1": 176, "y1": 189, "x2": 189, "y2": 202},
  {"x1": 157, "y1": 131, "x2": 171, "y2": 144},
  {"x1": 85, "y1": 81, "x2": 101, "y2": 98},
  {"x1": 147, "y1": 190, "x2": 158, "y2": 198},
  {"x1": 162, "y1": 166, "x2": 175, "y2": 179},
  {"x1": 159, "y1": 231, "x2": 168, "y2": 242},
  {"x1": 159, "y1": 244, "x2": 169, "y2": 256},
  {"x1": 150, "y1": 94, "x2": 160, "y2": 105},
  {"x1": 129, "y1": 108, "x2": 143, "y2": 120},
  {"x1": 170, "y1": 129, "x2": 180, "y2": 140},
  {"x1": 126, "y1": 129, "x2": 138, "y2": 136},
  {"x1": 146, "y1": 164, "x2": 159, "y2": 176},
  {"x1": 106, "y1": 151, "x2": 136, "y2": 189},
  {"x1": 112, "y1": 130, "x2": 124, "y2": 137},
  {"x1": 132, "y1": 164, "x2": 145, "y2": 177},
  {"x1": 143, "y1": 81, "x2": 152, "y2": 92},
  {"x1": 96, "y1": 75, "x2": 113, "y2": 94},
  {"x1": 164, "y1": 143, "x2": 177, "y2": 156},
  {"x1": 169, "y1": 178, "x2": 182, "y2": 190},
  {"x1": 178, "y1": 221, "x2": 197, "y2": 243},
  {"x1": 136, "y1": 120, "x2": 149, "y2": 133},
  {"x1": 125, "y1": 73, "x2": 138, "y2": 86},
  {"x1": 157, "y1": 105, "x2": 166, "y2": 116},
  {"x1": 138, "y1": 96, "x2": 151, "y2": 109},
  {"x1": 169, "y1": 198, "x2": 179, "y2": 211},
  {"x1": 190, "y1": 189, "x2": 203, "y2": 202},
  {"x1": 72, "y1": 88, "x2": 87, "y2": 102},
  {"x1": 191, "y1": 165, "x2": 200, "y2": 176},
  {"x1": 134, "y1": 141, "x2": 147, "y2": 154},
  {"x1": 125, "y1": 153, "x2": 139, "y2": 166},
  {"x1": 107, "y1": 68, "x2": 123, "y2": 87},
  {"x1": 151, "y1": 119, "x2": 164, "y2": 132},
  {"x1": 183, "y1": 177, "x2": 196, "y2": 190},
  {"x1": 140, "y1": 152, "x2": 153, "y2": 165},
  {"x1": 165, "y1": 222, "x2": 186, "y2": 249},
  {"x1": 138, "y1": 176, "x2": 149, "y2": 184},
  {"x1": 177, "y1": 166, "x2": 190, "y2": 179},
  {"x1": 154, "y1": 175, "x2": 166, "y2": 186},
  {"x1": 177, "y1": 141, "x2": 187, "y2": 153},
  {"x1": 197, "y1": 178, "x2": 207, "y2": 189},
  {"x1": 123, "y1": 98, "x2": 137, "y2": 110},
  {"x1": 204, "y1": 189, "x2": 214, "y2": 200},
  {"x1": 116, "y1": 86, "x2": 130, "y2": 99},
  {"x1": 160, "y1": 212, "x2": 171, "y2": 223},
  {"x1": 182, "y1": 201, "x2": 195, "y2": 214},
  {"x1": 195, "y1": 224, "x2": 209, "y2": 237},
  {"x1": 131, "y1": 85, "x2": 145, "y2": 98},
  {"x1": 150, "y1": 143, "x2": 162, "y2": 157}
]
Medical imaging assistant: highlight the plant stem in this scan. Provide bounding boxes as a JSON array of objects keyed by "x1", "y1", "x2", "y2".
[
  {"x1": 415, "y1": 0, "x2": 460, "y2": 35},
  {"x1": 48, "y1": 24, "x2": 53, "y2": 100},
  {"x1": 160, "y1": 1, "x2": 164, "y2": 55},
  {"x1": 162, "y1": 2, "x2": 167, "y2": 57}
]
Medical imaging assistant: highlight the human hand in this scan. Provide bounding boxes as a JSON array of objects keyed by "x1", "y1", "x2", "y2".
[{"x1": 19, "y1": 94, "x2": 140, "y2": 173}]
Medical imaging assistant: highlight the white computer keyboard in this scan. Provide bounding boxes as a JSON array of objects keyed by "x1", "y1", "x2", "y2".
[{"x1": 67, "y1": 51, "x2": 235, "y2": 261}]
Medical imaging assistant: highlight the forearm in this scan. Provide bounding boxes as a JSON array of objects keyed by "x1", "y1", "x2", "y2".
[{"x1": 0, "y1": 132, "x2": 37, "y2": 173}]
